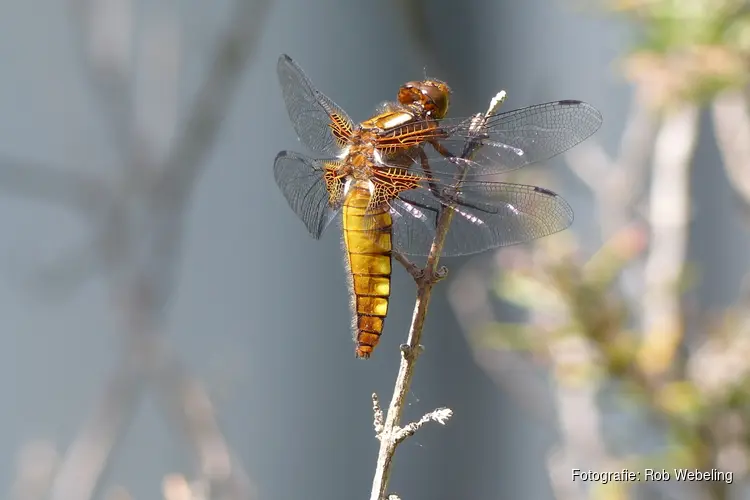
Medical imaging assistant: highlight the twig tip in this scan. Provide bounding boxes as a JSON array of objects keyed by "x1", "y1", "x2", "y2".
[
  {"x1": 430, "y1": 407, "x2": 453, "y2": 425},
  {"x1": 372, "y1": 393, "x2": 384, "y2": 435},
  {"x1": 394, "y1": 407, "x2": 453, "y2": 444}
]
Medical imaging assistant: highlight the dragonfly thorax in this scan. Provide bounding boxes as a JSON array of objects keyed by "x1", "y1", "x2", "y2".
[
  {"x1": 338, "y1": 146, "x2": 377, "y2": 179},
  {"x1": 360, "y1": 109, "x2": 416, "y2": 131}
]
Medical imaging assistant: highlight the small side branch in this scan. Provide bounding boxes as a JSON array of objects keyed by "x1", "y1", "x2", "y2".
[
  {"x1": 393, "y1": 408, "x2": 453, "y2": 444},
  {"x1": 372, "y1": 393, "x2": 384, "y2": 436},
  {"x1": 393, "y1": 252, "x2": 423, "y2": 282},
  {"x1": 371, "y1": 392, "x2": 452, "y2": 446}
]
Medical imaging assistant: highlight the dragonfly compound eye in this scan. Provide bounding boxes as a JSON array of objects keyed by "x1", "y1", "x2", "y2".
[
  {"x1": 398, "y1": 80, "x2": 451, "y2": 119},
  {"x1": 420, "y1": 80, "x2": 451, "y2": 119}
]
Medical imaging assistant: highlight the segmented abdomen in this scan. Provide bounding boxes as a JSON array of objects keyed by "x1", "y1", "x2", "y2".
[{"x1": 341, "y1": 185, "x2": 392, "y2": 359}]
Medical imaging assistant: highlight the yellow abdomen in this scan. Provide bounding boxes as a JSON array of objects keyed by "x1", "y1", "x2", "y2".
[{"x1": 342, "y1": 184, "x2": 392, "y2": 359}]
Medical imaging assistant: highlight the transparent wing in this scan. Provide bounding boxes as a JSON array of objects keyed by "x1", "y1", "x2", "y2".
[
  {"x1": 388, "y1": 181, "x2": 574, "y2": 257},
  {"x1": 277, "y1": 54, "x2": 355, "y2": 157},
  {"x1": 379, "y1": 100, "x2": 602, "y2": 181},
  {"x1": 273, "y1": 151, "x2": 342, "y2": 239}
]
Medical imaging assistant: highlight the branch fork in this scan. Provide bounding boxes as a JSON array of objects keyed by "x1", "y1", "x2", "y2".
[
  {"x1": 371, "y1": 393, "x2": 453, "y2": 445},
  {"x1": 393, "y1": 251, "x2": 448, "y2": 285}
]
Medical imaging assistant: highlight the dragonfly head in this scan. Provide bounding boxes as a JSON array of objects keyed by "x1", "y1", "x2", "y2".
[{"x1": 397, "y1": 79, "x2": 451, "y2": 120}]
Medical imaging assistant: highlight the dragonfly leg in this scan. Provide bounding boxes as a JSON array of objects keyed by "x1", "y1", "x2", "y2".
[
  {"x1": 425, "y1": 265, "x2": 448, "y2": 284},
  {"x1": 400, "y1": 343, "x2": 424, "y2": 359},
  {"x1": 418, "y1": 147, "x2": 441, "y2": 198},
  {"x1": 393, "y1": 251, "x2": 447, "y2": 285},
  {"x1": 399, "y1": 196, "x2": 442, "y2": 230},
  {"x1": 428, "y1": 138, "x2": 473, "y2": 185},
  {"x1": 428, "y1": 138, "x2": 456, "y2": 160}
]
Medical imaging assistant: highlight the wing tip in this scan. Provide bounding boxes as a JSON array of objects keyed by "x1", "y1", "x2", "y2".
[
  {"x1": 559, "y1": 100, "x2": 604, "y2": 131},
  {"x1": 533, "y1": 185, "x2": 557, "y2": 197},
  {"x1": 277, "y1": 53, "x2": 303, "y2": 81},
  {"x1": 278, "y1": 53, "x2": 293, "y2": 66},
  {"x1": 274, "y1": 150, "x2": 293, "y2": 161},
  {"x1": 557, "y1": 98, "x2": 602, "y2": 114},
  {"x1": 529, "y1": 185, "x2": 575, "y2": 229}
]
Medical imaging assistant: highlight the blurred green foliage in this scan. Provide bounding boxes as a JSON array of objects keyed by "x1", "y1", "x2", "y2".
[
  {"x1": 613, "y1": 0, "x2": 750, "y2": 106},
  {"x1": 479, "y1": 226, "x2": 749, "y2": 498}
]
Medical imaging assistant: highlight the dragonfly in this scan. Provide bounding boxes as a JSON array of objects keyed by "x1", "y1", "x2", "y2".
[{"x1": 274, "y1": 54, "x2": 602, "y2": 359}]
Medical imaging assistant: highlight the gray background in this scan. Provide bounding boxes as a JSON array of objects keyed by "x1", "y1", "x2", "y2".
[{"x1": 0, "y1": 1, "x2": 742, "y2": 499}]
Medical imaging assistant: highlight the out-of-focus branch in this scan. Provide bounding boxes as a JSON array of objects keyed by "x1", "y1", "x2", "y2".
[
  {"x1": 539, "y1": 92, "x2": 658, "y2": 499},
  {"x1": 0, "y1": 157, "x2": 113, "y2": 295},
  {"x1": 548, "y1": 385, "x2": 615, "y2": 500},
  {"x1": 639, "y1": 105, "x2": 699, "y2": 376},
  {"x1": 20, "y1": 1, "x2": 272, "y2": 499},
  {"x1": 11, "y1": 440, "x2": 59, "y2": 500},
  {"x1": 509, "y1": 89, "x2": 656, "y2": 495},
  {"x1": 159, "y1": 0, "x2": 272, "y2": 200},
  {"x1": 68, "y1": 0, "x2": 134, "y2": 162},
  {"x1": 711, "y1": 89, "x2": 750, "y2": 207},
  {"x1": 0, "y1": 156, "x2": 109, "y2": 213},
  {"x1": 539, "y1": 259, "x2": 622, "y2": 500},
  {"x1": 448, "y1": 248, "x2": 610, "y2": 500},
  {"x1": 48, "y1": 340, "x2": 146, "y2": 500},
  {"x1": 565, "y1": 90, "x2": 657, "y2": 237},
  {"x1": 448, "y1": 259, "x2": 556, "y2": 423},
  {"x1": 449, "y1": 3, "x2": 750, "y2": 498},
  {"x1": 49, "y1": 333, "x2": 256, "y2": 500},
  {"x1": 560, "y1": 77, "x2": 698, "y2": 497},
  {"x1": 154, "y1": 349, "x2": 256, "y2": 500},
  {"x1": 134, "y1": 4, "x2": 181, "y2": 166}
]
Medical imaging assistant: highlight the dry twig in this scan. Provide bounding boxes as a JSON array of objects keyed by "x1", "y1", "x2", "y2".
[{"x1": 369, "y1": 92, "x2": 506, "y2": 500}]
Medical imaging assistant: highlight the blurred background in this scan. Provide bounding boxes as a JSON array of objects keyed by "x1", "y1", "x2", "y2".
[{"x1": 1, "y1": 0, "x2": 749, "y2": 499}]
